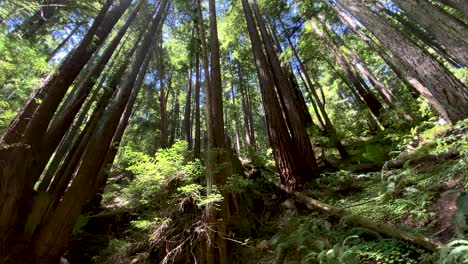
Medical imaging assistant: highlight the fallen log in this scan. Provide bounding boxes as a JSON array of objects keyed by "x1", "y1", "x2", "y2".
[
  {"x1": 348, "y1": 151, "x2": 460, "y2": 173},
  {"x1": 276, "y1": 184, "x2": 444, "y2": 252},
  {"x1": 385, "y1": 151, "x2": 460, "y2": 169}
]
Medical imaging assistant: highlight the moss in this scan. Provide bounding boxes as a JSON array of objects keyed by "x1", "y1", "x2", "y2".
[{"x1": 420, "y1": 125, "x2": 451, "y2": 140}]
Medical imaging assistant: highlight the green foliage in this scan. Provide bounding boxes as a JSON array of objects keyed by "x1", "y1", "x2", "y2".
[
  {"x1": 269, "y1": 214, "x2": 430, "y2": 264},
  {"x1": 307, "y1": 235, "x2": 360, "y2": 264},
  {"x1": 270, "y1": 214, "x2": 336, "y2": 263},
  {"x1": 130, "y1": 220, "x2": 152, "y2": 231},
  {"x1": 0, "y1": 34, "x2": 50, "y2": 131},
  {"x1": 175, "y1": 183, "x2": 223, "y2": 208},
  {"x1": 116, "y1": 141, "x2": 204, "y2": 207},
  {"x1": 224, "y1": 174, "x2": 256, "y2": 193},
  {"x1": 437, "y1": 240, "x2": 468, "y2": 264},
  {"x1": 93, "y1": 239, "x2": 129, "y2": 264},
  {"x1": 358, "y1": 239, "x2": 426, "y2": 263}
]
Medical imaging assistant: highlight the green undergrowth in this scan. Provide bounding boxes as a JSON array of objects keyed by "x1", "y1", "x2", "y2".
[
  {"x1": 258, "y1": 120, "x2": 468, "y2": 263},
  {"x1": 71, "y1": 121, "x2": 468, "y2": 263},
  {"x1": 258, "y1": 213, "x2": 434, "y2": 263}
]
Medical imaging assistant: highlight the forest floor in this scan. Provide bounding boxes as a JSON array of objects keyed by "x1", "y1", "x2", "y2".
[{"x1": 67, "y1": 120, "x2": 467, "y2": 264}]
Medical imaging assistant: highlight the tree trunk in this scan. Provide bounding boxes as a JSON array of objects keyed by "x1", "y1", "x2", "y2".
[
  {"x1": 194, "y1": 52, "x2": 201, "y2": 159},
  {"x1": 159, "y1": 62, "x2": 169, "y2": 150},
  {"x1": 237, "y1": 62, "x2": 256, "y2": 152},
  {"x1": 250, "y1": 0, "x2": 320, "y2": 185},
  {"x1": 330, "y1": 2, "x2": 420, "y2": 98},
  {"x1": 1, "y1": 0, "x2": 114, "y2": 144},
  {"x1": 0, "y1": 1, "x2": 130, "y2": 261},
  {"x1": 28, "y1": 3, "x2": 168, "y2": 262},
  {"x1": 335, "y1": 0, "x2": 468, "y2": 123},
  {"x1": 169, "y1": 80, "x2": 179, "y2": 147},
  {"x1": 376, "y1": 3, "x2": 460, "y2": 67},
  {"x1": 393, "y1": 0, "x2": 468, "y2": 67},
  {"x1": 242, "y1": 0, "x2": 319, "y2": 191},
  {"x1": 206, "y1": 0, "x2": 231, "y2": 263},
  {"x1": 184, "y1": 55, "x2": 193, "y2": 149},
  {"x1": 279, "y1": 184, "x2": 443, "y2": 252},
  {"x1": 280, "y1": 18, "x2": 348, "y2": 159},
  {"x1": 90, "y1": 36, "x2": 156, "y2": 211},
  {"x1": 31, "y1": 2, "x2": 142, "y2": 191},
  {"x1": 310, "y1": 19, "x2": 384, "y2": 123},
  {"x1": 196, "y1": 0, "x2": 212, "y2": 149},
  {"x1": 230, "y1": 73, "x2": 242, "y2": 155}
]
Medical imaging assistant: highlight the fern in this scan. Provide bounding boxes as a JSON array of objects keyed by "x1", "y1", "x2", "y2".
[{"x1": 437, "y1": 240, "x2": 468, "y2": 264}]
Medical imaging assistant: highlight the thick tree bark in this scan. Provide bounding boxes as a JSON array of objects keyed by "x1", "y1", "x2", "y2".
[
  {"x1": 206, "y1": 0, "x2": 231, "y2": 263},
  {"x1": 250, "y1": 0, "x2": 320, "y2": 184},
  {"x1": 393, "y1": 0, "x2": 468, "y2": 67},
  {"x1": 91, "y1": 36, "x2": 157, "y2": 211},
  {"x1": 242, "y1": 0, "x2": 319, "y2": 191},
  {"x1": 28, "y1": 3, "x2": 169, "y2": 262},
  {"x1": 329, "y1": 2, "x2": 420, "y2": 98},
  {"x1": 30, "y1": 2, "x2": 142, "y2": 192},
  {"x1": 196, "y1": 0, "x2": 212, "y2": 148},
  {"x1": 280, "y1": 19, "x2": 348, "y2": 159},
  {"x1": 1, "y1": 0, "x2": 114, "y2": 144},
  {"x1": 0, "y1": 2, "x2": 129, "y2": 262},
  {"x1": 376, "y1": 3, "x2": 460, "y2": 67},
  {"x1": 335, "y1": 0, "x2": 468, "y2": 123}
]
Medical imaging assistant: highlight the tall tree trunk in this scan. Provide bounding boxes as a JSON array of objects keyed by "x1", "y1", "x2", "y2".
[
  {"x1": 0, "y1": 1, "x2": 132, "y2": 261},
  {"x1": 194, "y1": 52, "x2": 201, "y2": 159},
  {"x1": 90, "y1": 34, "x2": 157, "y2": 210},
  {"x1": 310, "y1": 19, "x2": 384, "y2": 123},
  {"x1": 230, "y1": 73, "x2": 242, "y2": 154},
  {"x1": 184, "y1": 55, "x2": 194, "y2": 149},
  {"x1": 242, "y1": 0, "x2": 319, "y2": 191},
  {"x1": 376, "y1": 3, "x2": 460, "y2": 67},
  {"x1": 335, "y1": 0, "x2": 468, "y2": 123},
  {"x1": 1, "y1": 0, "x2": 114, "y2": 144},
  {"x1": 296, "y1": 66, "x2": 326, "y2": 128},
  {"x1": 28, "y1": 3, "x2": 168, "y2": 262},
  {"x1": 196, "y1": 0, "x2": 212, "y2": 148},
  {"x1": 280, "y1": 19, "x2": 348, "y2": 158},
  {"x1": 330, "y1": 1, "x2": 422, "y2": 97},
  {"x1": 169, "y1": 81, "x2": 179, "y2": 147},
  {"x1": 393, "y1": 0, "x2": 468, "y2": 67},
  {"x1": 250, "y1": 0, "x2": 320, "y2": 182},
  {"x1": 32, "y1": 2, "x2": 143, "y2": 190},
  {"x1": 206, "y1": 0, "x2": 231, "y2": 263},
  {"x1": 237, "y1": 62, "x2": 256, "y2": 152},
  {"x1": 159, "y1": 46, "x2": 169, "y2": 150}
]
